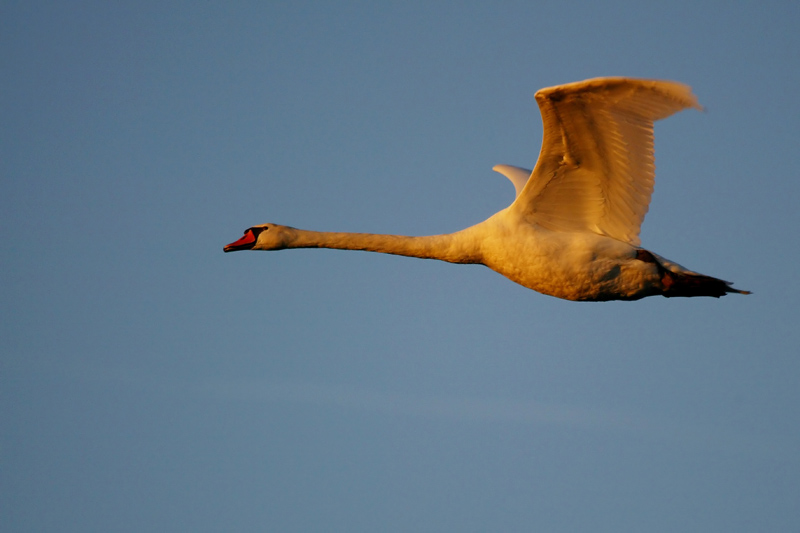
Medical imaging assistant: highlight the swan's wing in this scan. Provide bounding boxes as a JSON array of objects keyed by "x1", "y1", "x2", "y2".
[
  {"x1": 511, "y1": 77, "x2": 701, "y2": 246},
  {"x1": 492, "y1": 164, "x2": 532, "y2": 197}
]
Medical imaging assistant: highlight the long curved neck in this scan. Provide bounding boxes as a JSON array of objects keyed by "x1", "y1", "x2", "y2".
[{"x1": 282, "y1": 227, "x2": 482, "y2": 264}]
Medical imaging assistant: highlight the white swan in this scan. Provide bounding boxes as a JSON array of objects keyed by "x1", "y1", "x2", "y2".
[{"x1": 225, "y1": 77, "x2": 749, "y2": 301}]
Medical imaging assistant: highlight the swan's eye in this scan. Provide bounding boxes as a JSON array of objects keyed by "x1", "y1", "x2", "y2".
[{"x1": 250, "y1": 226, "x2": 267, "y2": 237}]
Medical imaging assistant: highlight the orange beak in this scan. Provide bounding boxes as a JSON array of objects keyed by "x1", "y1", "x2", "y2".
[{"x1": 224, "y1": 229, "x2": 257, "y2": 252}]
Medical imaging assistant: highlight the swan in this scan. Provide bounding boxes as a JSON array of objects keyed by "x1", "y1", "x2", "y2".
[{"x1": 224, "y1": 77, "x2": 749, "y2": 301}]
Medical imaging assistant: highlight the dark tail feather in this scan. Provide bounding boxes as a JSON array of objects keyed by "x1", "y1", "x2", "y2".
[{"x1": 662, "y1": 270, "x2": 751, "y2": 298}]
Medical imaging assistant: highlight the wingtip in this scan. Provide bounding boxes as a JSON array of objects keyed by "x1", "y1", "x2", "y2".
[
  {"x1": 492, "y1": 164, "x2": 531, "y2": 198},
  {"x1": 535, "y1": 76, "x2": 704, "y2": 115}
]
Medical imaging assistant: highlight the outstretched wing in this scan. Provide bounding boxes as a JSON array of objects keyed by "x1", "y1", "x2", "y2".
[{"x1": 511, "y1": 77, "x2": 701, "y2": 246}]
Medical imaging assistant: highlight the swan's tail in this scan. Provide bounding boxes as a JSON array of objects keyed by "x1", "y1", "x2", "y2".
[
  {"x1": 661, "y1": 269, "x2": 751, "y2": 298},
  {"x1": 636, "y1": 249, "x2": 750, "y2": 298}
]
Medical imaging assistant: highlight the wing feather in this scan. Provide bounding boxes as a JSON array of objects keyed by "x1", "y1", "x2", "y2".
[{"x1": 511, "y1": 77, "x2": 701, "y2": 245}]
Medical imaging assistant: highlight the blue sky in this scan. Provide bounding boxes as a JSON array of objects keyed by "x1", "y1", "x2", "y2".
[{"x1": 3, "y1": 1, "x2": 799, "y2": 531}]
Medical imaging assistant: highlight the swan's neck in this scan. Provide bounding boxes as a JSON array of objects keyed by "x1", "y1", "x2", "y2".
[{"x1": 282, "y1": 227, "x2": 482, "y2": 264}]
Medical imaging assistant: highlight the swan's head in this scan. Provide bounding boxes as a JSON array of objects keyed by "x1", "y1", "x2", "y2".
[{"x1": 223, "y1": 224, "x2": 293, "y2": 252}]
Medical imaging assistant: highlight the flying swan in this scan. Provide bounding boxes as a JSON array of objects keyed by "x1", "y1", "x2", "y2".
[{"x1": 225, "y1": 77, "x2": 749, "y2": 301}]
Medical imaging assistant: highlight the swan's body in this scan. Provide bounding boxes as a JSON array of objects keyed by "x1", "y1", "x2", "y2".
[{"x1": 225, "y1": 77, "x2": 749, "y2": 301}]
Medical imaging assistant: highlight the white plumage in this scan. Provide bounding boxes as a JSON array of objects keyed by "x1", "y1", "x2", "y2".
[{"x1": 225, "y1": 77, "x2": 749, "y2": 301}]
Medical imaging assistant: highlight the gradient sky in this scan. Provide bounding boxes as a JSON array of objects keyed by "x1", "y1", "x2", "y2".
[{"x1": 3, "y1": 2, "x2": 799, "y2": 531}]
